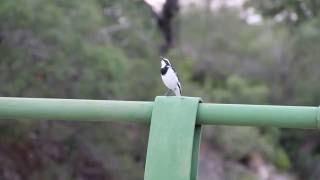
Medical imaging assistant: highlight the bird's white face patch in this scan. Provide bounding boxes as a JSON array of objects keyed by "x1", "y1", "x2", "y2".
[
  {"x1": 161, "y1": 60, "x2": 166, "y2": 68},
  {"x1": 160, "y1": 57, "x2": 171, "y2": 68}
]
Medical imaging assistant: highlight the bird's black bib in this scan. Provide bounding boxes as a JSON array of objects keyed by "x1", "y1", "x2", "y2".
[{"x1": 160, "y1": 66, "x2": 169, "y2": 75}]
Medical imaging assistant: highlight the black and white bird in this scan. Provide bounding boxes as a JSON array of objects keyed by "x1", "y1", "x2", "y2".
[{"x1": 160, "y1": 57, "x2": 181, "y2": 96}]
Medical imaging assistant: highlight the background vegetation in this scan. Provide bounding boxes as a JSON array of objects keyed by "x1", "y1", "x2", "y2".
[{"x1": 0, "y1": 0, "x2": 319, "y2": 179}]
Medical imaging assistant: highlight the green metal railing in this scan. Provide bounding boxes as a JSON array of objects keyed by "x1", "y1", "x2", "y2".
[
  {"x1": 0, "y1": 96, "x2": 319, "y2": 180},
  {"x1": 0, "y1": 97, "x2": 319, "y2": 128}
]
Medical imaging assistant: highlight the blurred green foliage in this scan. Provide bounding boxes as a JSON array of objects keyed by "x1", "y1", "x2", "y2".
[
  {"x1": 245, "y1": 0, "x2": 320, "y2": 25},
  {"x1": 0, "y1": 0, "x2": 320, "y2": 179}
]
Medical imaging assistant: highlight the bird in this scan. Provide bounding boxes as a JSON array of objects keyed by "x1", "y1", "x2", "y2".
[{"x1": 160, "y1": 57, "x2": 181, "y2": 96}]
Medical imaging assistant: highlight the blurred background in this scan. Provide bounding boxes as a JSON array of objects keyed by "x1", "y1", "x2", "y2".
[{"x1": 0, "y1": 0, "x2": 320, "y2": 179}]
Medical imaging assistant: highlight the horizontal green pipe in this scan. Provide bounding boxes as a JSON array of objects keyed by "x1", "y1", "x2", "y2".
[
  {"x1": 197, "y1": 104, "x2": 320, "y2": 129},
  {"x1": 0, "y1": 97, "x2": 319, "y2": 129},
  {"x1": 0, "y1": 97, "x2": 153, "y2": 123}
]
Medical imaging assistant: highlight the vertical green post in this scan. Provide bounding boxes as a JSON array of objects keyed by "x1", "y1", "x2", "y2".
[{"x1": 144, "y1": 96, "x2": 202, "y2": 180}]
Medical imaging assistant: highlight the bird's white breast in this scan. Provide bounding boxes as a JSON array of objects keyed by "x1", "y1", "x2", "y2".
[{"x1": 161, "y1": 68, "x2": 178, "y2": 90}]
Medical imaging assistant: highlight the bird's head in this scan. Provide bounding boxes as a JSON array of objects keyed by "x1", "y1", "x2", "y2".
[{"x1": 160, "y1": 57, "x2": 171, "y2": 68}]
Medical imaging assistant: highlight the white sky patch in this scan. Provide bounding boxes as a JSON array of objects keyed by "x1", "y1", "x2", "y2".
[
  {"x1": 145, "y1": 0, "x2": 246, "y2": 11},
  {"x1": 179, "y1": 0, "x2": 246, "y2": 9},
  {"x1": 145, "y1": 0, "x2": 263, "y2": 25},
  {"x1": 241, "y1": 7, "x2": 263, "y2": 25},
  {"x1": 144, "y1": 0, "x2": 166, "y2": 15},
  {"x1": 212, "y1": 0, "x2": 245, "y2": 8},
  {"x1": 246, "y1": 14, "x2": 262, "y2": 25}
]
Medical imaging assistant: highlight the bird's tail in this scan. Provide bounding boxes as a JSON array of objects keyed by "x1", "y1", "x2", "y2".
[{"x1": 174, "y1": 84, "x2": 181, "y2": 96}]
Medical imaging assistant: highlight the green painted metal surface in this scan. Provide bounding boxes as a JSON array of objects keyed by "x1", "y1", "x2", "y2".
[
  {"x1": 0, "y1": 97, "x2": 319, "y2": 129},
  {"x1": 317, "y1": 106, "x2": 320, "y2": 129},
  {"x1": 144, "y1": 96, "x2": 202, "y2": 180},
  {"x1": 198, "y1": 104, "x2": 319, "y2": 128},
  {"x1": 0, "y1": 97, "x2": 152, "y2": 123},
  {"x1": 191, "y1": 125, "x2": 202, "y2": 180},
  {"x1": 0, "y1": 97, "x2": 319, "y2": 180}
]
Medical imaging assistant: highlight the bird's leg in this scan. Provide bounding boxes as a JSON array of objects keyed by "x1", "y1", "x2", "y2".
[
  {"x1": 164, "y1": 89, "x2": 171, "y2": 96},
  {"x1": 163, "y1": 87, "x2": 180, "y2": 96}
]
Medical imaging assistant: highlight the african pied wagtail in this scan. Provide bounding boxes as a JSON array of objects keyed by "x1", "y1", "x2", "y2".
[{"x1": 160, "y1": 57, "x2": 181, "y2": 96}]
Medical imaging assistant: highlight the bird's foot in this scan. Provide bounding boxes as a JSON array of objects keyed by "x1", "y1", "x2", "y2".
[{"x1": 164, "y1": 89, "x2": 173, "y2": 96}]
